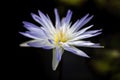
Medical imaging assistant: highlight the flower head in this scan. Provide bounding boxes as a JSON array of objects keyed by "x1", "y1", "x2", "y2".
[{"x1": 20, "y1": 8, "x2": 103, "y2": 70}]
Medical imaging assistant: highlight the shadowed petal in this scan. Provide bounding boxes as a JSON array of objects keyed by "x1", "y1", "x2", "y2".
[
  {"x1": 52, "y1": 46, "x2": 64, "y2": 70},
  {"x1": 56, "y1": 46, "x2": 64, "y2": 61},
  {"x1": 63, "y1": 44, "x2": 89, "y2": 58}
]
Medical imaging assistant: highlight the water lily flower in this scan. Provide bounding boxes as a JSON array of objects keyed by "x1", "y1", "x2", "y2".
[{"x1": 19, "y1": 8, "x2": 103, "y2": 70}]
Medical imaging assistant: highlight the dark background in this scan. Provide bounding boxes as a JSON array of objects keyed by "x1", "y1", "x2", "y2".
[{"x1": 15, "y1": 0, "x2": 120, "y2": 80}]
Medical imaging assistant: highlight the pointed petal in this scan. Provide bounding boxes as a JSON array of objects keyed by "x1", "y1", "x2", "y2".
[
  {"x1": 20, "y1": 40, "x2": 34, "y2": 47},
  {"x1": 67, "y1": 41, "x2": 95, "y2": 46},
  {"x1": 20, "y1": 40, "x2": 43, "y2": 47},
  {"x1": 52, "y1": 47, "x2": 64, "y2": 70},
  {"x1": 67, "y1": 41, "x2": 103, "y2": 48},
  {"x1": 54, "y1": 8, "x2": 61, "y2": 28},
  {"x1": 63, "y1": 44, "x2": 89, "y2": 58},
  {"x1": 70, "y1": 14, "x2": 89, "y2": 32},
  {"x1": 31, "y1": 13, "x2": 46, "y2": 27},
  {"x1": 38, "y1": 10, "x2": 55, "y2": 33},
  {"x1": 64, "y1": 10, "x2": 72, "y2": 25},
  {"x1": 86, "y1": 43, "x2": 104, "y2": 48},
  {"x1": 75, "y1": 15, "x2": 93, "y2": 32},
  {"x1": 22, "y1": 21, "x2": 48, "y2": 38},
  {"x1": 19, "y1": 32, "x2": 40, "y2": 39},
  {"x1": 22, "y1": 21, "x2": 40, "y2": 31},
  {"x1": 75, "y1": 25, "x2": 94, "y2": 36},
  {"x1": 69, "y1": 31, "x2": 102, "y2": 41},
  {"x1": 84, "y1": 29, "x2": 102, "y2": 34},
  {"x1": 25, "y1": 31, "x2": 47, "y2": 39},
  {"x1": 27, "y1": 40, "x2": 54, "y2": 49},
  {"x1": 77, "y1": 32, "x2": 102, "y2": 39}
]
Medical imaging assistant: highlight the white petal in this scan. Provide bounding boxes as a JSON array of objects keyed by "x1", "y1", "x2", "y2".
[
  {"x1": 67, "y1": 41, "x2": 103, "y2": 48},
  {"x1": 69, "y1": 32, "x2": 102, "y2": 41},
  {"x1": 20, "y1": 39, "x2": 54, "y2": 49},
  {"x1": 67, "y1": 41, "x2": 95, "y2": 46},
  {"x1": 20, "y1": 40, "x2": 32, "y2": 47},
  {"x1": 20, "y1": 40, "x2": 40, "y2": 47},
  {"x1": 70, "y1": 14, "x2": 92, "y2": 33},
  {"x1": 38, "y1": 10, "x2": 55, "y2": 33},
  {"x1": 74, "y1": 15, "x2": 93, "y2": 32},
  {"x1": 63, "y1": 44, "x2": 89, "y2": 58},
  {"x1": 73, "y1": 25, "x2": 93, "y2": 37},
  {"x1": 52, "y1": 47, "x2": 64, "y2": 70}
]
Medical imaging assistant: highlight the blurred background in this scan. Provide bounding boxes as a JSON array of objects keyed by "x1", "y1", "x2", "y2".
[{"x1": 15, "y1": 0, "x2": 120, "y2": 80}]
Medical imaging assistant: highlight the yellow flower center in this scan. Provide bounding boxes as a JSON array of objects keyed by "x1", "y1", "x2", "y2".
[{"x1": 54, "y1": 30, "x2": 67, "y2": 45}]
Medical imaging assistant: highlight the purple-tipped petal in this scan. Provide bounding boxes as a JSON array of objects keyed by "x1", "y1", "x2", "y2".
[
  {"x1": 64, "y1": 10, "x2": 72, "y2": 25},
  {"x1": 22, "y1": 21, "x2": 40, "y2": 30},
  {"x1": 70, "y1": 32, "x2": 102, "y2": 41},
  {"x1": 87, "y1": 43, "x2": 104, "y2": 48},
  {"x1": 26, "y1": 31, "x2": 46, "y2": 38},
  {"x1": 63, "y1": 44, "x2": 90, "y2": 58},
  {"x1": 56, "y1": 46, "x2": 63, "y2": 61},
  {"x1": 70, "y1": 14, "x2": 89, "y2": 32},
  {"x1": 52, "y1": 47, "x2": 64, "y2": 70},
  {"x1": 19, "y1": 32, "x2": 40, "y2": 39},
  {"x1": 31, "y1": 13, "x2": 44, "y2": 25},
  {"x1": 78, "y1": 32, "x2": 102, "y2": 39},
  {"x1": 38, "y1": 10, "x2": 55, "y2": 32},
  {"x1": 75, "y1": 25, "x2": 94, "y2": 36},
  {"x1": 75, "y1": 15, "x2": 93, "y2": 32},
  {"x1": 54, "y1": 8, "x2": 61, "y2": 28},
  {"x1": 84, "y1": 29, "x2": 102, "y2": 34},
  {"x1": 27, "y1": 40, "x2": 54, "y2": 49}
]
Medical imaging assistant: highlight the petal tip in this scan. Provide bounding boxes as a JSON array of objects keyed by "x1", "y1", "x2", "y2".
[{"x1": 20, "y1": 42, "x2": 29, "y2": 47}]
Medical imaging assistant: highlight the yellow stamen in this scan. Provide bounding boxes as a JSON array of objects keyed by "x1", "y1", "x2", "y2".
[{"x1": 54, "y1": 30, "x2": 67, "y2": 45}]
